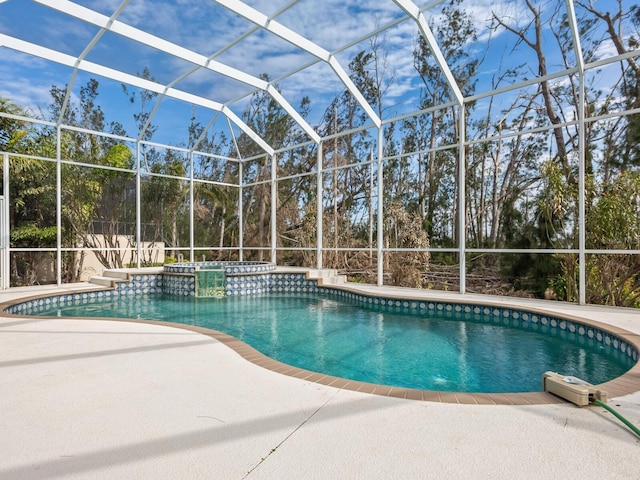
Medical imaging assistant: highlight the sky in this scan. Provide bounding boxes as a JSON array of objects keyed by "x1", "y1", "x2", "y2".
[{"x1": 0, "y1": 0, "x2": 632, "y2": 149}]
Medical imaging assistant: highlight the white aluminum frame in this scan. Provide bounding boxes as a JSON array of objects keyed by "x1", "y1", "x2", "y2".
[{"x1": 0, "y1": 0, "x2": 637, "y2": 305}]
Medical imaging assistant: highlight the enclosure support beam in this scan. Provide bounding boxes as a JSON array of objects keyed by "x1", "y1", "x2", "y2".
[
  {"x1": 33, "y1": 0, "x2": 319, "y2": 145},
  {"x1": 458, "y1": 108, "x2": 466, "y2": 294},
  {"x1": 377, "y1": 128, "x2": 384, "y2": 286},
  {"x1": 317, "y1": 143, "x2": 323, "y2": 269},
  {"x1": 0, "y1": 33, "x2": 274, "y2": 157},
  {"x1": 238, "y1": 162, "x2": 243, "y2": 262},
  {"x1": 1, "y1": 153, "x2": 9, "y2": 290},
  {"x1": 271, "y1": 153, "x2": 277, "y2": 264},
  {"x1": 56, "y1": 126, "x2": 62, "y2": 286},
  {"x1": 566, "y1": 0, "x2": 587, "y2": 305},
  {"x1": 189, "y1": 151, "x2": 195, "y2": 262},
  {"x1": 135, "y1": 142, "x2": 142, "y2": 268},
  {"x1": 396, "y1": 0, "x2": 467, "y2": 292},
  {"x1": 214, "y1": 0, "x2": 381, "y2": 128},
  {"x1": 578, "y1": 74, "x2": 586, "y2": 305},
  {"x1": 392, "y1": 0, "x2": 464, "y2": 105}
]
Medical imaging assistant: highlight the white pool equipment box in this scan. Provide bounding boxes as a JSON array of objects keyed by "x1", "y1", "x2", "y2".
[{"x1": 542, "y1": 371, "x2": 608, "y2": 406}]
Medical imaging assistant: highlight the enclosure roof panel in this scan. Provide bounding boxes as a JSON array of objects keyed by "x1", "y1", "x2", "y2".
[{"x1": 0, "y1": 0, "x2": 630, "y2": 151}]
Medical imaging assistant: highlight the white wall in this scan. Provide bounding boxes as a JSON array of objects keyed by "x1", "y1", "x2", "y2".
[{"x1": 77, "y1": 236, "x2": 165, "y2": 281}]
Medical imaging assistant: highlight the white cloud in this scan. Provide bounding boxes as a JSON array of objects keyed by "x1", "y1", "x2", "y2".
[
  {"x1": 0, "y1": 76, "x2": 52, "y2": 114},
  {"x1": 0, "y1": 51, "x2": 62, "y2": 111}
]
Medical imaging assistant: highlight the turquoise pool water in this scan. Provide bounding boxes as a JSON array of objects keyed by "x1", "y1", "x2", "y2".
[{"x1": 36, "y1": 293, "x2": 634, "y2": 393}]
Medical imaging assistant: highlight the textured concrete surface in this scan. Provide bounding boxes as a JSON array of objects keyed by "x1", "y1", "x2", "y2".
[{"x1": 1, "y1": 284, "x2": 639, "y2": 479}]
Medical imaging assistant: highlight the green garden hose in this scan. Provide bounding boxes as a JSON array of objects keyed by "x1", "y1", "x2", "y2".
[{"x1": 592, "y1": 399, "x2": 640, "y2": 439}]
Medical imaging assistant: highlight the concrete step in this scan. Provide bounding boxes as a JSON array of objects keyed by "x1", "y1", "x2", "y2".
[
  {"x1": 304, "y1": 269, "x2": 321, "y2": 279},
  {"x1": 89, "y1": 270, "x2": 132, "y2": 288},
  {"x1": 310, "y1": 270, "x2": 347, "y2": 286},
  {"x1": 102, "y1": 269, "x2": 131, "y2": 280},
  {"x1": 88, "y1": 275, "x2": 117, "y2": 288},
  {"x1": 317, "y1": 275, "x2": 347, "y2": 286},
  {"x1": 306, "y1": 268, "x2": 338, "y2": 279}
]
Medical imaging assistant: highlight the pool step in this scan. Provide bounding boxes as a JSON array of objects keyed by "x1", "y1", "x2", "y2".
[
  {"x1": 101, "y1": 269, "x2": 131, "y2": 280},
  {"x1": 88, "y1": 276, "x2": 118, "y2": 288},
  {"x1": 306, "y1": 269, "x2": 347, "y2": 286},
  {"x1": 316, "y1": 275, "x2": 347, "y2": 286},
  {"x1": 88, "y1": 269, "x2": 132, "y2": 288}
]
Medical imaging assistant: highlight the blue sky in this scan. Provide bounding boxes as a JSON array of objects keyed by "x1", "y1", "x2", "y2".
[{"x1": 0, "y1": 0, "x2": 630, "y2": 148}]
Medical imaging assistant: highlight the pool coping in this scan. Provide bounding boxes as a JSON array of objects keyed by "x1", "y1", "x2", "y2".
[{"x1": 1, "y1": 281, "x2": 639, "y2": 405}]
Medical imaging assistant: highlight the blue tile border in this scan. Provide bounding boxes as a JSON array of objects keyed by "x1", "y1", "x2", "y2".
[
  {"x1": 3, "y1": 271, "x2": 638, "y2": 367},
  {"x1": 315, "y1": 287, "x2": 638, "y2": 365},
  {"x1": 163, "y1": 261, "x2": 276, "y2": 275}
]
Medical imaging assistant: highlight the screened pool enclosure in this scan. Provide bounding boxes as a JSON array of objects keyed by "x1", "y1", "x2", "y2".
[{"x1": 0, "y1": 0, "x2": 639, "y2": 306}]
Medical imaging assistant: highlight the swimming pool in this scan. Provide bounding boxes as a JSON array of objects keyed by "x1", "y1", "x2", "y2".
[{"x1": 23, "y1": 292, "x2": 636, "y2": 394}]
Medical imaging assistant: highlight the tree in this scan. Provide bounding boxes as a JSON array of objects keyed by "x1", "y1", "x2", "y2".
[
  {"x1": 237, "y1": 74, "x2": 311, "y2": 261},
  {"x1": 409, "y1": 0, "x2": 479, "y2": 249},
  {"x1": 122, "y1": 68, "x2": 190, "y2": 263},
  {"x1": 0, "y1": 97, "x2": 29, "y2": 151},
  {"x1": 49, "y1": 79, "x2": 134, "y2": 277},
  {"x1": 488, "y1": 0, "x2": 640, "y2": 300},
  {"x1": 141, "y1": 151, "x2": 187, "y2": 260},
  {"x1": 188, "y1": 109, "x2": 235, "y2": 259},
  {"x1": 492, "y1": 0, "x2": 576, "y2": 187},
  {"x1": 578, "y1": 1, "x2": 640, "y2": 170}
]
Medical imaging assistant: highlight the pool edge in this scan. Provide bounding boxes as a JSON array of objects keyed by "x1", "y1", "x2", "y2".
[{"x1": 1, "y1": 284, "x2": 639, "y2": 405}]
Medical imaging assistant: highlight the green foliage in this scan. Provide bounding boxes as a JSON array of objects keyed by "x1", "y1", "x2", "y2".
[
  {"x1": 587, "y1": 172, "x2": 640, "y2": 249},
  {"x1": 548, "y1": 171, "x2": 640, "y2": 306},
  {"x1": 103, "y1": 143, "x2": 134, "y2": 170},
  {"x1": 537, "y1": 160, "x2": 578, "y2": 248},
  {"x1": 11, "y1": 224, "x2": 57, "y2": 246},
  {"x1": 0, "y1": 97, "x2": 30, "y2": 151}
]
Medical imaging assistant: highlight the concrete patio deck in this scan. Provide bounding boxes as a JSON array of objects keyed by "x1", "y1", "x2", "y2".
[{"x1": 1, "y1": 283, "x2": 638, "y2": 479}]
